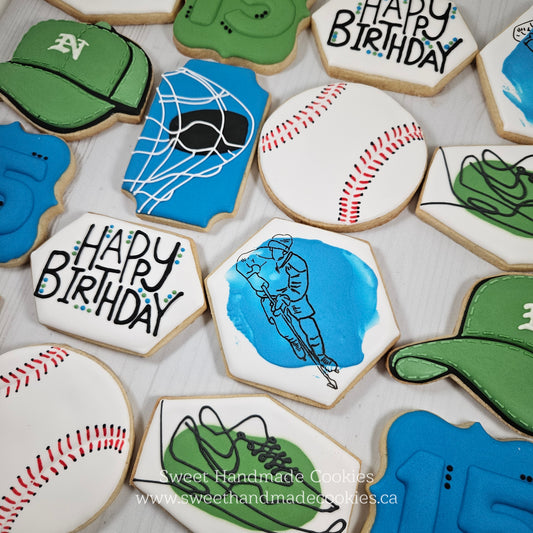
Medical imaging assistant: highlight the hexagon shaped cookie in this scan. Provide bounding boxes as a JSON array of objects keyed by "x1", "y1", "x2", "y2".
[
  {"x1": 131, "y1": 395, "x2": 361, "y2": 533},
  {"x1": 417, "y1": 146, "x2": 533, "y2": 270},
  {"x1": 206, "y1": 218, "x2": 399, "y2": 408},
  {"x1": 311, "y1": 0, "x2": 478, "y2": 96},
  {"x1": 31, "y1": 213, "x2": 206, "y2": 356}
]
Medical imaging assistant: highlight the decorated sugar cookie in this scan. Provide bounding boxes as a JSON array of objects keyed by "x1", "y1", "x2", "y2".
[
  {"x1": 206, "y1": 218, "x2": 399, "y2": 408},
  {"x1": 312, "y1": 0, "x2": 477, "y2": 96},
  {"x1": 388, "y1": 274, "x2": 533, "y2": 436},
  {"x1": 0, "y1": 20, "x2": 152, "y2": 140},
  {"x1": 30, "y1": 213, "x2": 206, "y2": 356},
  {"x1": 258, "y1": 83, "x2": 427, "y2": 231},
  {"x1": 131, "y1": 395, "x2": 361, "y2": 533},
  {"x1": 0, "y1": 123, "x2": 75, "y2": 267},
  {"x1": 478, "y1": 6, "x2": 533, "y2": 143},
  {"x1": 122, "y1": 60, "x2": 270, "y2": 231},
  {"x1": 363, "y1": 411, "x2": 533, "y2": 533},
  {"x1": 0, "y1": 344, "x2": 133, "y2": 533},
  {"x1": 417, "y1": 145, "x2": 533, "y2": 270},
  {"x1": 173, "y1": 0, "x2": 314, "y2": 74}
]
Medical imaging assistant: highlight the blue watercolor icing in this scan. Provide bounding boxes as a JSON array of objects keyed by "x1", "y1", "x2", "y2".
[
  {"x1": 371, "y1": 411, "x2": 533, "y2": 532},
  {"x1": 225, "y1": 237, "x2": 379, "y2": 369}
]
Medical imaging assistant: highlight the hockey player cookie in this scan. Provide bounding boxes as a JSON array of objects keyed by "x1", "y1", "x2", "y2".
[
  {"x1": 122, "y1": 60, "x2": 270, "y2": 231},
  {"x1": 312, "y1": 0, "x2": 478, "y2": 96},
  {"x1": 0, "y1": 344, "x2": 133, "y2": 533},
  {"x1": 363, "y1": 411, "x2": 533, "y2": 533},
  {"x1": 0, "y1": 20, "x2": 152, "y2": 140},
  {"x1": 388, "y1": 274, "x2": 533, "y2": 436},
  {"x1": 206, "y1": 218, "x2": 399, "y2": 408},
  {"x1": 417, "y1": 145, "x2": 533, "y2": 271},
  {"x1": 30, "y1": 213, "x2": 206, "y2": 356},
  {"x1": 258, "y1": 83, "x2": 427, "y2": 231},
  {"x1": 0, "y1": 122, "x2": 75, "y2": 267},
  {"x1": 478, "y1": 6, "x2": 533, "y2": 144},
  {"x1": 173, "y1": 0, "x2": 314, "y2": 75},
  {"x1": 131, "y1": 395, "x2": 361, "y2": 533}
]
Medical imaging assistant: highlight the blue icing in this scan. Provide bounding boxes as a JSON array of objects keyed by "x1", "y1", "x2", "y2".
[
  {"x1": 0, "y1": 122, "x2": 70, "y2": 264},
  {"x1": 370, "y1": 411, "x2": 533, "y2": 533},
  {"x1": 122, "y1": 59, "x2": 269, "y2": 229},
  {"x1": 502, "y1": 28, "x2": 533, "y2": 125},
  {"x1": 225, "y1": 236, "x2": 379, "y2": 369}
]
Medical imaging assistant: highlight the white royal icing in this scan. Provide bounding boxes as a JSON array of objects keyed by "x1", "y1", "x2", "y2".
[
  {"x1": 418, "y1": 145, "x2": 533, "y2": 269},
  {"x1": 312, "y1": 0, "x2": 477, "y2": 92},
  {"x1": 259, "y1": 83, "x2": 427, "y2": 230},
  {"x1": 53, "y1": 0, "x2": 179, "y2": 15},
  {"x1": 30, "y1": 213, "x2": 206, "y2": 356},
  {"x1": 132, "y1": 395, "x2": 361, "y2": 533},
  {"x1": 206, "y1": 218, "x2": 399, "y2": 407},
  {"x1": 0, "y1": 345, "x2": 132, "y2": 533}
]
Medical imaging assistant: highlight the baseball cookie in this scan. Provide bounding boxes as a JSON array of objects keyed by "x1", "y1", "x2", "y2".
[
  {"x1": 44, "y1": 0, "x2": 182, "y2": 24},
  {"x1": 131, "y1": 395, "x2": 361, "y2": 533},
  {"x1": 0, "y1": 344, "x2": 133, "y2": 533},
  {"x1": 388, "y1": 274, "x2": 533, "y2": 437},
  {"x1": 417, "y1": 145, "x2": 533, "y2": 271},
  {"x1": 478, "y1": 6, "x2": 533, "y2": 144},
  {"x1": 122, "y1": 59, "x2": 270, "y2": 231},
  {"x1": 173, "y1": 0, "x2": 315, "y2": 75},
  {"x1": 30, "y1": 213, "x2": 206, "y2": 356},
  {"x1": 206, "y1": 218, "x2": 399, "y2": 408},
  {"x1": 0, "y1": 20, "x2": 152, "y2": 140},
  {"x1": 363, "y1": 410, "x2": 533, "y2": 533},
  {"x1": 312, "y1": 0, "x2": 478, "y2": 96},
  {"x1": 258, "y1": 83, "x2": 427, "y2": 231},
  {"x1": 0, "y1": 122, "x2": 75, "y2": 267}
]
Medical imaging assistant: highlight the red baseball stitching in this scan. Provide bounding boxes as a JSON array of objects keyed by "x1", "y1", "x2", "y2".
[
  {"x1": 338, "y1": 122, "x2": 424, "y2": 224},
  {"x1": 0, "y1": 424, "x2": 128, "y2": 532},
  {"x1": 260, "y1": 83, "x2": 347, "y2": 153},
  {"x1": 0, "y1": 346, "x2": 69, "y2": 399}
]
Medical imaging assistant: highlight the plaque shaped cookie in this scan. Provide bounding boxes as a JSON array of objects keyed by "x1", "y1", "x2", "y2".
[
  {"x1": 312, "y1": 0, "x2": 477, "y2": 96},
  {"x1": 206, "y1": 218, "x2": 399, "y2": 408},
  {"x1": 258, "y1": 83, "x2": 427, "y2": 231},
  {"x1": 30, "y1": 213, "x2": 206, "y2": 356},
  {"x1": 122, "y1": 60, "x2": 270, "y2": 231},
  {"x1": 417, "y1": 145, "x2": 533, "y2": 271},
  {"x1": 0, "y1": 122, "x2": 75, "y2": 267},
  {"x1": 478, "y1": 6, "x2": 533, "y2": 144},
  {"x1": 388, "y1": 274, "x2": 533, "y2": 436},
  {"x1": 131, "y1": 395, "x2": 361, "y2": 533},
  {"x1": 173, "y1": 0, "x2": 314, "y2": 74},
  {"x1": 363, "y1": 411, "x2": 533, "y2": 533},
  {"x1": 0, "y1": 344, "x2": 133, "y2": 533}
]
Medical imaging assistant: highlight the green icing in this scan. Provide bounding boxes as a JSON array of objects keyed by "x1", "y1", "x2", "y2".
[{"x1": 173, "y1": 0, "x2": 310, "y2": 65}]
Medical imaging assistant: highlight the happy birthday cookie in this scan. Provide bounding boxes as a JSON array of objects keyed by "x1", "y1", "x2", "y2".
[
  {"x1": 0, "y1": 122, "x2": 75, "y2": 267},
  {"x1": 312, "y1": 0, "x2": 477, "y2": 96},
  {"x1": 0, "y1": 344, "x2": 133, "y2": 533},
  {"x1": 417, "y1": 145, "x2": 533, "y2": 271},
  {"x1": 30, "y1": 213, "x2": 206, "y2": 356},
  {"x1": 206, "y1": 218, "x2": 399, "y2": 408},
  {"x1": 131, "y1": 395, "x2": 361, "y2": 532},
  {"x1": 122, "y1": 59, "x2": 270, "y2": 231},
  {"x1": 173, "y1": 0, "x2": 315, "y2": 74},
  {"x1": 258, "y1": 83, "x2": 427, "y2": 231},
  {"x1": 388, "y1": 274, "x2": 533, "y2": 436},
  {"x1": 0, "y1": 20, "x2": 152, "y2": 140},
  {"x1": 478, "y1": 6, "x2": 533, "y2": 143},
  {"x1": 363, "y1": 410, "x2": 533, "y2": 532}
]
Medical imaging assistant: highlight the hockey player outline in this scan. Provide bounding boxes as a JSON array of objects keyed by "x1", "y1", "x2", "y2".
[{"x1": 236, "y1": 234, "x2": 339, "y2": 388}]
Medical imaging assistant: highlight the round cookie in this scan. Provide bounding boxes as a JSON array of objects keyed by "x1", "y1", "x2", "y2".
[
  {"x1": 258, "y1": 82, "x2": 427, "y2": 231},
  {"x1": 0, "y1": 344, "x2": 133, "y2": 533}
]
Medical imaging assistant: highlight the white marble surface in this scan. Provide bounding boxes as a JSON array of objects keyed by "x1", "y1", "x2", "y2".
[{"x1": 0, "y1": 1, "x2": 530, "y2": 532}]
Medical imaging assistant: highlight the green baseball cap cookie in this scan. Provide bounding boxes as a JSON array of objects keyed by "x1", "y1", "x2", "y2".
[
  {"x1": 0, "y1": 20, "x2": 152, "y2": 139},
  {"x1": 388, "y1": 274, "x2": 533, "y2": 436}
]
